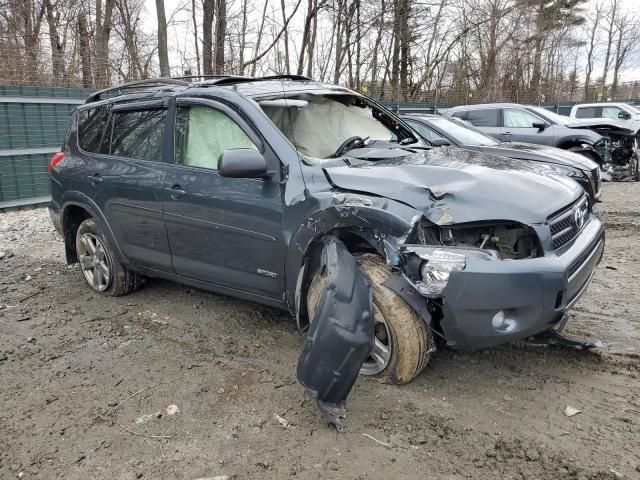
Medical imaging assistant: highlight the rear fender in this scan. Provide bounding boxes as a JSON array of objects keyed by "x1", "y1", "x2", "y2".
[{"x1": 60, "y1": 191, "x2": 129, "y2": 265}]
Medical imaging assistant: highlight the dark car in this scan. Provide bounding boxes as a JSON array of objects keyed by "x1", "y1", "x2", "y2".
[
  {"x1": 441, "y1": 103, "x2": 615, "y2": 164},
  {"x1": 49, "y1": 76, "x2": 603, "y2": 426},
  {"x1": 401, "y1": 114, "x2": 602, "y2": 203}
]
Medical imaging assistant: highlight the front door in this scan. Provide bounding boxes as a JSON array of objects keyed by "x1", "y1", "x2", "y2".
[
  {"x1": 162, "y1": 98, "x2": 285, "y2": 299},
  {"x1": 501, "y1": 108, "x2": 553, "y2": 145}
]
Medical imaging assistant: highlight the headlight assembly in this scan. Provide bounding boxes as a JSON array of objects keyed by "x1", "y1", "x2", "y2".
[{"x1": 404, "y1": 246, "x2": 497, "y2": 297}]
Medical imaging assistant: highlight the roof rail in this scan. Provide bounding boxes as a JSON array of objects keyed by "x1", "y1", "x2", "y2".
[
  {"x1": 203, "y1": 74, "x2": 312, "y2": 87},
  {"x1": 171, "y1": 74, "x2": 234, "y2": 81},
  {"x1": 85, "y1": 78, "x2": 189, "y2": 104}
]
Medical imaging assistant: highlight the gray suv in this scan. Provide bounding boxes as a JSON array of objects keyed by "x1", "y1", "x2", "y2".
[
  {"x1": 49, "y1": 76, "x2": 603, "y2": 426},
  {"x1": 443, "y1": 103, "x2": 610, "y2": 163}
]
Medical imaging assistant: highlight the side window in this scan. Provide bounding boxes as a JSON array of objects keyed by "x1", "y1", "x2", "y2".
[
  {"x1": 175, "y1": 106, "x2": 257, "y2": 170},
  {"x1": 77, "y1": 106, "x2": 110, "y2": 153},
  {"x1": 405, "y1": 120, "x2": 442, "y2": 142},
  {"x1": 503, "y1": 108, "x2": 542, "y2": 128},
  {"x1": 452, "y1": 111, "x2": 467, "y2": 120},
  {"x1": 466, "y1": 109, "x2": 499, "y2": 127},
  {"x1": 602, "y1": 106, "x2": 622, "y2": 119},
  {"x1": 110, "y1": 109, "x2": 167, "y2": 161},
  {"x1": 575, "y1": 107, "x2": 598, "y2": 119}
]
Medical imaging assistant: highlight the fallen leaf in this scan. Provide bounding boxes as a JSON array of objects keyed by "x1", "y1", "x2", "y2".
[
  {"x1": 274, "y1": 413, "x2": 289, "y2": 428},
  {"x1": 165, "y1": 404, "x2": 180, "y2": 416},
  {"x1": 564, "y1": 405, "x2": 582, "y2": 417}
]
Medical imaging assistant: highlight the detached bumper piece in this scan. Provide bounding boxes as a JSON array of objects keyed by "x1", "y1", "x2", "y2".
[{"x1": 296, "y1": 237, "x2": 374, "y2": 431}]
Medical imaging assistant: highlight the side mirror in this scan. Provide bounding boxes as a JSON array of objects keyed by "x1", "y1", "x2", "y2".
[
  {"x1": 430, "y1": 137, "x2": 451, "y2": 146},
  {"x1": 218, "y1": 149, "x2": 268, "y2": 178},
  {"x1": 532, "y1": 122, "x2": 546, "y2": 131},
  {"x1": 618, "y1": 111, "x2": 632, "y2": 120}
]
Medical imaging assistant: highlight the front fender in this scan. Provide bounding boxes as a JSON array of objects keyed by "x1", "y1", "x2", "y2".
[
  {"x1": 60, "y1": 191, "x2": 129, "y2": 265},
  {"x1": 285, "y1": 192, "x2": 421, "y2": 313}
]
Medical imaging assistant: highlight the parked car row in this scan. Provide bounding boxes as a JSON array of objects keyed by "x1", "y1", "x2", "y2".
[
  {"x1": 49, "y1": 76, "x2": 605, "y2": 429},
  {"x1": 438, "y1": 102, "x2": 639, "y2": 181}
]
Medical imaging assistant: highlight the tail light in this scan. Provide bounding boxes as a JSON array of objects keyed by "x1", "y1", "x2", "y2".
[{"x1": 48, "y1": 152, "x2": 64, "y2": 172}]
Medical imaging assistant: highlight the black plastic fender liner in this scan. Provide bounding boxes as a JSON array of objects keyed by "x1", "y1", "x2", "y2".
[{"x1": 296, "y1": 236, "x2": 374, "y2": 431}]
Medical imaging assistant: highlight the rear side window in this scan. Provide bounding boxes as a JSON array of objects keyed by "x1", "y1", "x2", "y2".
[
  {"x1": 77, "y1": 106, "x2": 110, "y2": 152},
  {"x1": 575, "y1": 107, "x2": 598, "y2": 118},
  {"x1": 110, "y1": 109, "x2": 167, "y2": 161},
  {"x1": 466, "y1": 109, "x2": 499, "y2": 127}
]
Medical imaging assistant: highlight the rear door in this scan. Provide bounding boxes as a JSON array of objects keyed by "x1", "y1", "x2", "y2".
[
  {"x1": 91, "y1": 102, "x2": 172, "y2": 271},
  {"x1": 162, "y1": 97, "x2": 286, "y2": 299},
  {"x1": 464, "y1": 109, "x2": 501, "y2": 140},
  {"x1": 501, "y1": 107, "x2": 553, "y2": 145}
]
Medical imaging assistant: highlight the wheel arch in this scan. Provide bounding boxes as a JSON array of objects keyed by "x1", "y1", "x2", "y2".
[
  {"x1": 59, "y1": 192, "x2": 128, "y2": 266},
  {"x1": 286, "y1": 201, "x2": 418, "y2": 328}
]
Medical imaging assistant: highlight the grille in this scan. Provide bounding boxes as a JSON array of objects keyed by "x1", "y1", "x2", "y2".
[
  {"x1": 591, "y1": 168, "x2": 601, "y2": 195},
  {"x1": 549, "y1": 196, "x2": 589, "y2": 252}
]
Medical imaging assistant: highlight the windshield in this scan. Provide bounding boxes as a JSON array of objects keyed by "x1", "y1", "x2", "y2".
[
  {"x1": 429, "y1": 117, "x2": 499, "y2": 146},
  {"x1": 626, "y1": 104, "x2": 640, "y2": 115},
  {"x1": 527, "y1": 106, "x2": 573, "y2": 125},
  {"x1": 259, "y1": 94, "x2": 415, "y2": 161}
]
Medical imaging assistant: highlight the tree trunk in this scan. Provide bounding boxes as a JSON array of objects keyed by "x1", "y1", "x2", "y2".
[
  {"x1": 78, "y1": 11, "x2": 92, "y2": 87},
  {"x1": 156, "y1": 0, "x2": 170, "y2": 76},
  {"x1": 192, "y1": 0, "x2": 201, "y2": 75},
  {"x1": 44, "y1": 0, "x2": 65, "y2": 85},
  {"x1": 280, "y1": 0, "x2": 291, "y2": 74},
  {"x1": 202, "y1": 0, "x2": 214, "y2": 75},
  {"x1": 251, "y1": 0, "x2": 270, "y2": 76},
  {"x1": 213, "y1": 0, "x2": 226, "y2": 73},
  {"x1": 95, "y1": 0, "x2": 115, "y2": 87}
]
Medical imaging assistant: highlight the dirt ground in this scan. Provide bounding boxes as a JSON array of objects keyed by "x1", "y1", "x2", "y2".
[{"x1": 1, "y1": 183, "x2": 639, "y2": 480}]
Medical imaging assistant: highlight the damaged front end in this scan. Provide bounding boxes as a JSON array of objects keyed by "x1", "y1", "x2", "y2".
[{"x1": 583, "y1": 125, "x2": 639, "y2": 181}]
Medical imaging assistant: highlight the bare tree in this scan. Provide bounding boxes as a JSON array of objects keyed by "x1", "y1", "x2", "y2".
[{"x1": 156, "y1": 0, "x2": 170, "y2": 76}]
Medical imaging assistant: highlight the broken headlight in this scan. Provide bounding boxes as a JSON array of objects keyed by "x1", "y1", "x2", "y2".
[{"x1": 409, "y1": 246, "x2": 497, "y2": 297}]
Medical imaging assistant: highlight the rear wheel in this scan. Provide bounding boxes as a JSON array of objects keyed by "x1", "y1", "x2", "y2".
[
  {"x1": 75, "y1": 218, "x2": 141, "y2": 296},
  {"x1": 306, "y1": 253, "x2": 431, "y2": 384}
]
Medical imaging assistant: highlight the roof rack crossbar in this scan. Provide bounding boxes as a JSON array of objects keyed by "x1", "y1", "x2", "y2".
[{"x1": 85, "y1": 78, "x2": 189, "y2": 104}]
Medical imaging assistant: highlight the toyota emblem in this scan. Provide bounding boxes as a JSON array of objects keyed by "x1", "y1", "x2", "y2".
[{"x1": 574, "y1": 206, "x2": 585, "y2": 229}]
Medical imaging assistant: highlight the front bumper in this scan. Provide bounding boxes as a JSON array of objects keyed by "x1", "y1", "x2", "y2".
[{"x1": 438, "y1": 217, "x2": 604, "y2": 349}]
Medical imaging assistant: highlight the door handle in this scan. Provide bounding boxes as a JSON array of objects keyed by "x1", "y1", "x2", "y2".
[
  {"x1": 503, "y1": 131, "x2": 512, "y2": 135},
  {"x1": 87, "y1": 174, "x2": 103, "y2": 185},
  {"x1": 165, "y1": 185, "x2": 186, "y2": 199}
]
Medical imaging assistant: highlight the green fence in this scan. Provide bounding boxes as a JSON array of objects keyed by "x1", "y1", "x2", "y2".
[{"x1": 0, "y1": 86, "x2": 92, "y2": 207}]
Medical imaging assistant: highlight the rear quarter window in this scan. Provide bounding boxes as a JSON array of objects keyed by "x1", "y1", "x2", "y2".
[
  {"x1": 77, "y1": 106, "x2": 110, "y2": 153},
  {"x1": 575, "y1": 107, "x2": 598, "y2": 118},
  {"x1": 466, "y1": 109, "x2": 500, "y2": 127}
]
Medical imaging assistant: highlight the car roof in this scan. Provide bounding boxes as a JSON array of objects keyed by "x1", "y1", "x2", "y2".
[
  {"x1": 446, "y1": 103, "x2": 522, "y2": 111},
  {"x1": 572, "y1": 102, "x2": 628, "y2": 108},
  {"x1": 81, "y1": 77, "x2": 357, "y2": 109}
]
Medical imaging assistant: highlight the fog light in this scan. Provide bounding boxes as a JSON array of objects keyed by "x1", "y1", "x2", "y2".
[
  {"x1": 492, "y1": 311, "x2": 506, "y2": 329},
  {"x1": 492, "y1": 310, "x2": 516, "y2": 332}
]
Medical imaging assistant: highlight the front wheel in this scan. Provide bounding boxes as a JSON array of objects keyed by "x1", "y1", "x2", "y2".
[
  {"x1": 75, "y1": 218, "x2": 141, "y2": 296},
  {"x1": 306, "y1": 253, "x2": 432, "y2": 384}
]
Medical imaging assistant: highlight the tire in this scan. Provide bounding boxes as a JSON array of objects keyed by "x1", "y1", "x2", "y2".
[
  {"x1": 306, "y1": 253, "x2": 431, "y2": 385},
  {"x1": 75, "y1": 218, "x2": 140, "y2": 297}
]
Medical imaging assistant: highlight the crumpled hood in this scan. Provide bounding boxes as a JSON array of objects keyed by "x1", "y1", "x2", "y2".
[
  {"x1": 325, "y1": 147, "x2": 582, "y2": 225},
  {"x1": 476, "y1": 142, "x2": 599, "y2": 170},
  {"x1": 566, "y1": 119, "x2": 635, "y2": 134}
]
